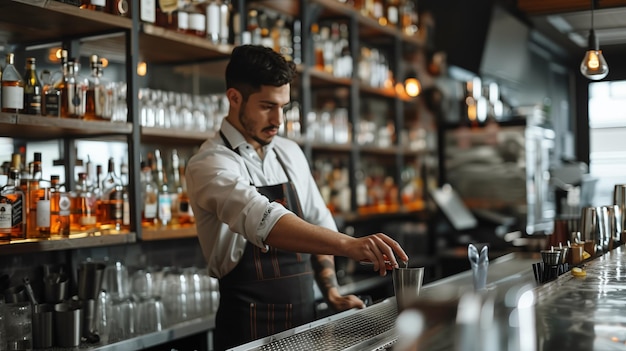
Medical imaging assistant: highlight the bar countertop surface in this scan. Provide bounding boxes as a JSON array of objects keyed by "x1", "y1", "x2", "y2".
[{"x1": 230, "y1": 246, "x2": 626, "y2": 351}]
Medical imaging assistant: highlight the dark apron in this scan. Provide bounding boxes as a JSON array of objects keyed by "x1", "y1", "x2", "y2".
[{"x1": 214, "y1": 133, "x2": 315, "y2": 351}]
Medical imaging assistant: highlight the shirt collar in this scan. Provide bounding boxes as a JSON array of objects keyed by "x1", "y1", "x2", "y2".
[{"x1": 220, "y1": 118, "x2": 275, "y2": 154}]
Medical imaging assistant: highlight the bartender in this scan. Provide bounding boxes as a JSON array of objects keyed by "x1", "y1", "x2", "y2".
[{"x1": 186, "y1": 44, "x2": 409, "y2": 351}]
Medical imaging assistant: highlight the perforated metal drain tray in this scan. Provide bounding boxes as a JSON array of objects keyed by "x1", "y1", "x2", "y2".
[{"x1": 229, "y1": 298, "x2": 399, "y2": 351}]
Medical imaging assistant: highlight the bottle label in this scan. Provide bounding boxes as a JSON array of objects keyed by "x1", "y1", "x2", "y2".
[
  {"x1": 37, "y1": 199, "x2": 51, "y2": 227},
  {"x1": 141, "y1": 0, "x2": 156, "y2": 23},
  {"x1": 24, "y1": 94, "x2": 42, "y2": 115},
  {"x1": 207, "y1": 3, "x2": 220, "y2": 39},
  {"x1": 95, "y1": 85, "x2": 112, "y2": 120},
  {"x1": 67, "y1": 83, "x2": 86, "y2": 117},
  {"x1": 92, "y1": 0, "x2": 106, "y2": 6},
  {"x1": 59, "y1": 194, "x2": 71, "y2": 216},
  {"x1": 0, "y1": 201, "x2": 12, "y2": 229},
  {"x1": 144, "y1": 202, "x2": 157, "y2": 219},
  {"x1": 44, "y1": 90, "x2": 61, "y2": 117},
  {"x1": 2, "y1": 86, "x2": 25, "y2": 110},
  {"x1": 0, "y1": 195, "x2": 22, "y2": 229},
  {"x1": 158, "y1": 194, "x2": 172, "y2": 223}
]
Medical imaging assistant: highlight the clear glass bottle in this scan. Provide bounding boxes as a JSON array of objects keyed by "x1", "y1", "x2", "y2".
[
  {"x1": 154, "y1": 149, "x2": 172, "y2": 227},
  {"x1": 57, "y1": 59, "x2": 88, "y2": 118},
  {"x1": 71, "y1": 172, "x2": 98, "y2": 231},
  {"x1": 41, "y1": 59, "x2": 61, "y2": 118},
  {"x1": 0, "y1": 169, "x2": 25, "y2": 240},
  {"x1": 50, "y1": 175, "x2": 71, "y2": 237},
  {"x1": 85, "y1": 55, "x2": 113, "y2": 121},
  {"x1": 100, "y1": 157, "x2": 124, "y2": 230},
  {"x1": 22, "y1": 57, "x2": 43, "y2": 115},
  {"x1": 1, "y1": 53, "x2": 25, "y2": 114},
  {"x1": 218, "y1": 0, "x2": 231, "y2": 45},
  {"x1": 140, "y1": 161, "x2": 158, "y2": 227}
]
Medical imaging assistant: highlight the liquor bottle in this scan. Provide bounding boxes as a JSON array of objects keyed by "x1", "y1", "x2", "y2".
[
  {"x1": 119, "y1": 159, "x2": 130, "y2": 229},
  {"x1": 218, "y1": 0, "x2": 231, "y2": 45},
  {"x1": 81, "y1": 0, "x2": 106, "y2": 11},
  {"x1": 35, "y1": 181, "x2": 51, "y2": 237},
  {"x1": 49, "y1": 175, "x2": 71, "y2": 236},
  {"x1": 206, "y1": 0, "x2": 220, "y2": 43},
  {"x1": 183, "y1": 0, "x2": 206, "y2": 38},
  {"x1": 108, "y1": 0, "x2": 130, "y2": 17},
  {"x1": 140, "y1": 161, "x2": 158, "y2": 226},
  {"x1": 176, "y1": 160, "x2": 194, "y2": 225},
  {"x1": 156, "y1": 0, "x2": 178, "y2": 29},
  {"x1": 23, "y1": 152, "x2": 50, "y2": 239},
  {"x1": 385, "y1": 0, "x2": 400, "y2": 28},
  {"x1": 71, "y1": 172, "x2": 98, "y2": 231},
  {"x1": 169, "y1": 149, "x2": 182, "y2": 222},
  {"x1": 100, "y1": 157, "x2": 124, "y2": 230},
  {"x1": 85, "y1": 55, "x2": 113, "y2": 121},
  {"x1": 399, "y1": 0, "x2": 418, "y2": 36},
  {"x1": 1, "y1": 53, "x2": 25, "y2": 114},
  {"x1": 57, "y1": 59, "x2": 88, "y2": 118},
  {"x1": 22, "y1": 58, "x2": 43, "y2": 115},
  {"x1": 41, "y1": 64, "x2": 61, "y2": 118},
  {"x1": 154, "y1": 149, "x2": 171, "y2": 227},
  {"x1": 0, "y1": 168, "x2": 25, "y2": 240}
]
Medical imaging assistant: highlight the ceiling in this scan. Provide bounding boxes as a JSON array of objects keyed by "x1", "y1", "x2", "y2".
[{"x1": 516, "y1": 0, "x2": 626, "y2": 61}]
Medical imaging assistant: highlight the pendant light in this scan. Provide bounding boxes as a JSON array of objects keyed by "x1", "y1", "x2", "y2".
[
  {"x1": 580, "y1": 0, "x2": 609, "y2": 80},
  {"x1": 404, "y1": 72, "x2": 421, "y2": 97}
]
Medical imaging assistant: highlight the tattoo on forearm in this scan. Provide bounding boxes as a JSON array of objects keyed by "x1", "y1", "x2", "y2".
[{"x1": 312, "y1": 255, "x2": 339, "y2": 295}]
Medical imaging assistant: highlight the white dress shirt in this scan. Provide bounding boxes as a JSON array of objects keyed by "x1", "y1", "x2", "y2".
[{"x1": 186, "y1": 119, "x2": 338, "y2": 278}]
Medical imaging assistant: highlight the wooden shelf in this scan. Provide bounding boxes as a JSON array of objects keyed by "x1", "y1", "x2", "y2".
[
  {"x1": 140, "y1": 225, "x2": 197, "y2": 241},
  {"x1": 0, "y1": 1, "x2": 131, "y2": 45},
  {"x1": 141, "y1": 126, "x2": 215, "y2": 145},
  {"x1": 0, "y1": 231, "x2": 136, "y2": 256},
  {"x1": 140, "y1": 24, "x2": 233, "y2": 64},
  {"x1": 0, "y1": 113, "x2": 132, "y2": 140}
]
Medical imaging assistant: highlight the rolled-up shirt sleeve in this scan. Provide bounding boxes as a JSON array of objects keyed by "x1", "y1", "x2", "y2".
[{"x1": 187, "y1": 144, "x2": 292, "y2": 249}]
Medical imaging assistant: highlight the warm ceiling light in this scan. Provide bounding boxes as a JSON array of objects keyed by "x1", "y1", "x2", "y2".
[
  {"x1": 137, "y1": 61, "x2": 147, "y2": 76},
  {"x1": 404, "y1": 76, "x2": 421, "y2": 97},
  {"x1": 580, "y1": 0, "x2": 609, "y2": 80}
]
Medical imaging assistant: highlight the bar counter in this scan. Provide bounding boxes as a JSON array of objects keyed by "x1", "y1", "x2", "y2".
[{"x1": 230, "y1": 247, "x2": 626, "y2": 351}]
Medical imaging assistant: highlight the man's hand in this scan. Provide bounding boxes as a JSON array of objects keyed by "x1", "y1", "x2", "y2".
[
  {"x1": 346, "y1": 233, "x2": 409, "y2": 276},
  {"x1": 327, "y1": 288, "x2": 366, "y2": 311}
]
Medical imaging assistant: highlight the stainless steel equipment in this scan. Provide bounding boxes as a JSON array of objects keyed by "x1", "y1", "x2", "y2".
[
  {"x1": 445, "y1": 111, "x2": 556, "y2": 235},
  {"x1": 229, "y1": 299, "x2": 399, "y2": 351}
]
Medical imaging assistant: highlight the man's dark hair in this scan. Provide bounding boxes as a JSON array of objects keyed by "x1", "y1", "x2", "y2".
[{"x1": 225, "y1": 45, "x2": 297, "y2": 101}]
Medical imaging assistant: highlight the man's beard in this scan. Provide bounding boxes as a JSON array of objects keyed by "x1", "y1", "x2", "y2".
[{"x1": 239, "y1": 107, "x2": 271, "y2": 146}]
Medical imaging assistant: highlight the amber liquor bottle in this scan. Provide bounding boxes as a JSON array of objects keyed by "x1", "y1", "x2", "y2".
[
  {"x1": 0, "y1": 169, "x2": 25, "y2": 240},
  {"x1": 50, "y1": 175, "x2": 71, "y2": 236},
  {"x1": 25, "y1": 152, "x2": 49, "y2": 239},
  {"x1": 71, "y1": 172, "x2": 98, "y2": 231},
  {"x1": 100, "y1": 157, "x2": 124, "y2": 230}
]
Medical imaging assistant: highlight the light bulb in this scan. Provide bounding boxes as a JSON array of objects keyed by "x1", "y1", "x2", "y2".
[
  {"x1": 404, "y1": 77, "x2": 421, "y2": 97},
  {"x1": 580, "y1": 49, "x2": 608, "y2": 80},
  {"x1": 580, "y1": 29, "x2": 609, "y2": 80}
]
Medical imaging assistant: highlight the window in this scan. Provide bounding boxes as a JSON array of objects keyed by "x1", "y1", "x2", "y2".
[{"x1": 589, "y1": 80, "x2": 626, "y2": 206}]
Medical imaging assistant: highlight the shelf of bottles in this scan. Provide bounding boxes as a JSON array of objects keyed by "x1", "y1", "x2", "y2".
[
  {"x1": 0, "y1": 150, "x2": 137, "y2": 255},
  {"x1": 136, "y1": 148, "x2": 197, "y2": 241}
]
